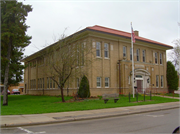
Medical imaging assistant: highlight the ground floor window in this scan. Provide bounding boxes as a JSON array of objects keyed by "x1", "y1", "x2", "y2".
[
  {"x1": 156, "y1": 75, "x2": 159, "y2": 87},
  {"x1": 97, "y1": 77, "x2": 101, "y2": 88},
  {"x1": 47, "y1": 77, "x2": 49, "y2": 89},
  {"x1": 105, "y1": 77, "x2": 109, "y2": 88},
  {"x1": 161, "y1": 75, "x2": 163, "y2": 88}
]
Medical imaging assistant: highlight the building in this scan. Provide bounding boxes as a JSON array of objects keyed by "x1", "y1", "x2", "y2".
[
  {"x1": 1, "y1": 82, "x2": 24, "y2": 94},
  {"x1": 22, "y1": 25, "x2": 173, "y2": 96}
]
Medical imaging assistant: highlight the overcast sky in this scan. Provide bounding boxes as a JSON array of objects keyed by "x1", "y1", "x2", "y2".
[{"x1": 21, "y1": 0, "x2": 180, "y2": 58}]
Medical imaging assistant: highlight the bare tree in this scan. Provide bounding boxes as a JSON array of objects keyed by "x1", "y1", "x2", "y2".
[
  {"x1": 37, "y1": 33, "x2": 94, "y2": 102},
  {"x1": 169, "y1": 39, "x2": 180, "y2": 70}
]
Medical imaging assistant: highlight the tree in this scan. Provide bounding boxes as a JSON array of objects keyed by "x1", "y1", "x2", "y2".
[
  {"x1": 78, "y1": 75, "x2": 90, "y2": 98},
  {"x1": 167, "y1": 61, "x2": 179, "y2": 92},
  {"x1": 169, "y1": 39, "x2": 180, "y2": 69},
  {"x1": 38, "y1": 33, "x2": 93, "y2": 102},
  {"x1": 1, "y1": 1, "x2": 32, "y2": 106}
]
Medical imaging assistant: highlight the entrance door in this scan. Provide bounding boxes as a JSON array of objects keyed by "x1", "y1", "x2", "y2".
[{"x1": 137, "y1": 80, "x2": 143, "y2": 92}]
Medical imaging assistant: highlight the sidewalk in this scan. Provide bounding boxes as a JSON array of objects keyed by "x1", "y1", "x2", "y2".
[{"x1": 1, "y1": 97, "x2": 180, "y2": 128}]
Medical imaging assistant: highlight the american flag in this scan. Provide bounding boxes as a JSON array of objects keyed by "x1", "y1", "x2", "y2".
[{"x1": 131, "y1": 26, "x2": 135, "y2": 43}]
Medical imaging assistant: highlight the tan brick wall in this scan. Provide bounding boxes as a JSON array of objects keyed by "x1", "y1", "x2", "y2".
[{"x1": 23, "y1": 31, "x2": 170, "y2": 96}]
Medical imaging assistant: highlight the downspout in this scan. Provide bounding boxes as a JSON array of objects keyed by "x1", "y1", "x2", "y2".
[{"x1": 118, "y1": 60, "x2": 121, "y2": 94}]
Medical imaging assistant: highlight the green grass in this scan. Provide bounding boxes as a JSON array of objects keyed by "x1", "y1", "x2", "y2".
[
  {"x1": 163, "y1": 93, "x2": 180, "y2": 97},
  {"x1": 155, "y1": 93, "x2": 180, "y2": 97},
  {"x1": 1, "y1": 94, "x2": 179, "y2": 115}
]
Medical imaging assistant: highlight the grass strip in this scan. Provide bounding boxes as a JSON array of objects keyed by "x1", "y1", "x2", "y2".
[{"x1": 1, "y1": 95, "x2": 179, "y2": 115}]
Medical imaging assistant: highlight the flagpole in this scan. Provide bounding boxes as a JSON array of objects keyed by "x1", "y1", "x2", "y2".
[{"x1": 131, "y1": 22, "x2": 135, "y2": 98}]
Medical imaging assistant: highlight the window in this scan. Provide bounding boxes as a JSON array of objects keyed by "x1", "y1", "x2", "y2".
[
  {"x1": 130, "y1": 48, "x2": 132, "y2": 60},
  {"x1": 161, "y1": 75, "x2": 163, "y2": 87},
  {"x1": 50, "y1": 78, "x2": 52, "y2": 88},
  {"x1": 42, "y1": 78, "x2": 44, "y2": 89},
  {"x1": 155, "y1": 52, "x2": 158, "y2": 64},
  {"x1": 104, "y1": 43, "x2": 109, "y2": 58},
  {"x1": 137, "y1": 49, "x2": 139, "y2": 61},
  {"x1": 160, "y1": 53, "x2": 162, "y2": 64},
  {"x1": 142, "y1": 50, "x2": 146, "y2": 62},
  {"x1": 97, "y1": 77, "x2": 101, "y2": 88},
  {"x1": 156, "y1": 75, "x2": 159, "y2": 87},
  {"x1": 81, "y1": 43, "x2": 84, "y2": 65},
  {"x1": 96, "y1": 42, "x2": 101, "y2": 57},
  {"x1": 47, "y1": 77, "x2": 49, "y2": 89},
  {"x1": 105, "y1": 77, "x2": 109, "y2": 88},
  {"x1": 77, "y1": 78, "x2": 80, "y2": 87},
  {"x1": 52, "y1": 77, "x2": 55, "y2": 88},
  {"x1": 123, "y1": 46, "x2": 126, "y2": 57}
]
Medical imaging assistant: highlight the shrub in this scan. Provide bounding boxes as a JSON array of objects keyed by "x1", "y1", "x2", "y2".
[
  {"x1": 167, "y1": 61, "x2": 179, "y2": 92},
  {"x1": 78, "y1": 75, "x2": 90, "y2": 98}
]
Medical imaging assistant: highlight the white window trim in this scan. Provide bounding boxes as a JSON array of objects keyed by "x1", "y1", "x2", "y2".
[
  {"x1": 123, "y1": 46, "x2": 126, "y2": 57},
  {"x1": 97, "y1": 77, "x2": 101, "y2": 88},
  {"x1": 96, "y1": 42, "x2": 101, "y2": 57},
  {"x1": 142, "y1": 50, "x2": 146, "y2": 62},
  {"x1": 104, "y1": 43, "x2": 109, "y2": 58},
  {"x1": 130, "y1": 48, "x2": 132, "y2": 61},
  {"x1": 161, "y1": 75, "x2": 163, "y2": 88},
  {"x1": 155, "y1": 52, "x2": 158, "y2": 64},
  {"x1": 137, "y1": 49, "x2": 140, "y2": 62},
  {"x1": 160, "y1": 53, "x2": 163, "y2": 65},
  {"x1": 156, "y1": 75, "x2": 159, "y2": 88},
  {"x1": 105, "y1": 77, "x2": 109, "y2": 88}
]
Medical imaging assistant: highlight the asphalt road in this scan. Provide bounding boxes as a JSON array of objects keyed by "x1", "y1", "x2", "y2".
[{"x1": 1, "y1": 108, "x2": 180, "y2": 133}]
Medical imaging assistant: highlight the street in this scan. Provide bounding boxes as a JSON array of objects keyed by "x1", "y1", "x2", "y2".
[{"x1": 1, "y1": 108, "x2": 180, "y2": 133}]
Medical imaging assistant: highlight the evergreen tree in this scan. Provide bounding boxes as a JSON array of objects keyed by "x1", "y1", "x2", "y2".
[
  {"x1": 78, "y1": 75, "x2": 90, "y2": 98},
  {"x1": 166, "y1": 61, "x2": 179, "y2": 93},
  {"x1": 1, "y1": 0, "x2": 32, "y2": 105}
]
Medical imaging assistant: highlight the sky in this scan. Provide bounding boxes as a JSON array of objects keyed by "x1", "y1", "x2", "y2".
[{"x1": 20, "y1": 0, "x2": 180, "y2": 59}]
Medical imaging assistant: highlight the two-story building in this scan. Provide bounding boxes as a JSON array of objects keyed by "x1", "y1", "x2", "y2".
[{"x1": 22, "y1": 25, "x2": 173, "y2": 96}]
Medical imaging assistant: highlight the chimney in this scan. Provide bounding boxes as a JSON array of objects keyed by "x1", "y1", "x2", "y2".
[{"x1": 134, "y1": 30, "x2": 139, "y2": 36}]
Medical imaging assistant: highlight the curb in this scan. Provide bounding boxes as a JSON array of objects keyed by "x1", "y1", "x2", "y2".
[{"x1": 1, "y1": 105, "x2": 179, "y2": 128}]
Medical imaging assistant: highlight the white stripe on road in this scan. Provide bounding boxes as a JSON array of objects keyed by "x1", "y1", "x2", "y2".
[
  {"x1": 145, "y1": 115, "x2": 164, "y2": 118},
  {"x1": 18, "y1": 127, "x2": 46, "y2": 134}
]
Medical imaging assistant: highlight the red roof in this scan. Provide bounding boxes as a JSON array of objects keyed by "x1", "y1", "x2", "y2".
[{"x1": 86, "y1": 25, "x2": 173, "y2": 48}]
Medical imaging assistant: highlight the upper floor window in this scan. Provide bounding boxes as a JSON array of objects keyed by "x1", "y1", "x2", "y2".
[
  {"x1": 123, "y1": 46, "x2": 126, "y2": 57},
  {"x1": 155, "y1": 52, "x2": 158, "y2": 64},
  {"x1": 96, "y1": 42, "x2": 101, "y2": 57},
  {"x1": 104, "y1": 43, "x2": 109, "y2": 58},
  {"x1": 142, "y1": 50, "x2": 146, "y2": 62},
  {"x1": 137, "y1": 49, "x2": 140, "y2": 61},
  {"x1": 130, "y1": 48, "x2": 132, "y2": 61},
  {"x1": 160, "y1": 53, "x2": 162, "y2": 64}
]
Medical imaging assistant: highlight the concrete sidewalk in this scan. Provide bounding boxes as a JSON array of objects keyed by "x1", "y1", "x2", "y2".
[{"x1": 1, "y1": 99, "x2": 180, "y2": 128}]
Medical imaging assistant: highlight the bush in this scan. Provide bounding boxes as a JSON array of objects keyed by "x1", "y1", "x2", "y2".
[
  {"x1": 167, "y1": 61, "x2": 179, "y2": 92},
  {"x1": 78, "y1": 75, "x2": 90, "y2": 98}
]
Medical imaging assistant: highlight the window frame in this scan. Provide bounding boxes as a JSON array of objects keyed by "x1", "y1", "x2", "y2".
[
  {"x1": 161, "y1": 75, "x2": 163, "y2": 88},
  {"x1": 156, "y1": 75, "x2": 159, "y2": 88},
  {"x1": 160, "y1": 53, "x2": 162, "y2": 64},
  {"x1": 104, "y1": 43, "x2": 109, "y2": 58},
  {"x1": 137, "y1": 49, "x2": 140, "y2": 61},
  {"x1": 105, "y1": 77, "x2": 109, "y2": 88},
  {"x1": 96, "y1": 42, "x2": 101, "y2": 57},
  {"x1": 123, "y1": 46, "x2": 126, "y2": 57},
  {"x1": 130, "y1": 48, "x2": 132, "y2": 61},
  {"x1": 97, "y1": 77, "x2": 101, "y2": 88},
  {"x1": 47, "y1": 77, "x2": 49, "y2": 89},
  {"x1": 155, "y1": 52, "x2": 158, "y2": 64},
  {"x1": 142, "y1": 50, "x2": 146, "y2": 62}
]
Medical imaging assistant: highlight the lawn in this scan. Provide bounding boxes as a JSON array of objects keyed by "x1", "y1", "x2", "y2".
[{"x1": 1, "y1": 94, "x2": 179, "y2": 115}]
